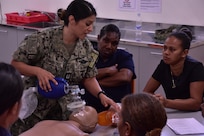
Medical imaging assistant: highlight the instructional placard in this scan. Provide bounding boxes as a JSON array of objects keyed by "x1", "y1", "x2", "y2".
[
  {"x1": 140, "y1": 0, "x2": 161, "y2": 13},
  {"x1": 119, "y1": 0, "x2": 137, "y2": 11}
]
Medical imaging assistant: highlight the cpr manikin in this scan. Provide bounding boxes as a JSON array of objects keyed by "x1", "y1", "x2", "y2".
[{"x1": 19, "y1": 106, "x2": 98, "y2": 136}]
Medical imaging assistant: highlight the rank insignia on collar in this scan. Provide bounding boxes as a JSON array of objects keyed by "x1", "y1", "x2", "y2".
[{"x1": 89, "y1": 51, "x2": 98, "y2": 68}]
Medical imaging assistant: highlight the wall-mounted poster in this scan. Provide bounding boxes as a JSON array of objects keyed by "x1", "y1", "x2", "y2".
[
  {"x1": 140, "y1": 0, "x2": 161, "y2": 13},
  {"x1": 119, "y1": 0, "x2": 161, "y2": 13},
  {"x1": 119, "y1": 0, "x2": 137, "y2": 11}
]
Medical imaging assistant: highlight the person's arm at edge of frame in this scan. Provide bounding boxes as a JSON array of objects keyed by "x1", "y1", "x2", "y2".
[
  {"x1": 163, "y1": 81, "x2": 204, "y2": 111},
  {"x1": 82, "y1": 77, "x2": 120, "y2": 111},
  {"x1": 98, "y1": 68, "x2": 134, "y2": 87},
  {"x1": 11, "y1": 60, "x2": 58, "y2": 91}
]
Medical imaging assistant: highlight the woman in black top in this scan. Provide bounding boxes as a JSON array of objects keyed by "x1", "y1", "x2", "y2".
[{"x1": 143, "y1": 30, "x2": 204, "y2": 111}]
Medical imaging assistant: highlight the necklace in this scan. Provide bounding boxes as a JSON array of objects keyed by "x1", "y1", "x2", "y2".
[{"x1": 171, "y1": 71, "x2": 176, "y2": 88}]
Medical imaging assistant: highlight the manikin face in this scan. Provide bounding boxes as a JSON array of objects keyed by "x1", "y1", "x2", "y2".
[
  {"x1": 69, "y1": 106, "x2": 98, "y2": 133},
  {"x1": 70, "y1": 15, "x2": 96, "y2": 40},
  {"x1": 97, "y1": 32, "x2": 120, "y2": 60},
  {"x1": 163, "y1": 36, "x2": 188, "y2": 65}
]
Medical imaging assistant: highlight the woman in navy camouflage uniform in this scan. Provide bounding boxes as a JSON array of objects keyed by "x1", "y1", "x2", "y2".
[{"x1": 11, "y1": 0, "x2": 117, "y2": 135}]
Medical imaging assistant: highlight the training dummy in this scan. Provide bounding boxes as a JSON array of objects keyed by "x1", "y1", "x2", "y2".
[{"x1": 19, "y1": 106, "x2": 98, "y2": 136}]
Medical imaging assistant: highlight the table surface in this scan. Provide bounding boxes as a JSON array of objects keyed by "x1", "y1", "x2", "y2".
[{"x1": 90, "y1": 108, "x2": 204, "y2": 136}]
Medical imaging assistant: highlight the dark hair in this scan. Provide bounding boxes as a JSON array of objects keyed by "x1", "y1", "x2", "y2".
[
  {"x1": 99, "y1": 24, "x2": 121, "y2": 39},
  {"x1": 121, "y1": 93, "x2": 167, "y2": 136},
  {"x1": 168, "y1": 29, "x2": 193, "y2": 50},
  {"x1": 60, "y1": 0, "x2": 97, "y2": 26},
  {"x1": 0, "y1": 62, "x2": 24, "y2": 115}
]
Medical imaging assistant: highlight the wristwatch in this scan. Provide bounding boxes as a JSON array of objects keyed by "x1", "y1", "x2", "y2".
[{"x1": 97, "y1": 90, "x2": 106, "y2": 99}]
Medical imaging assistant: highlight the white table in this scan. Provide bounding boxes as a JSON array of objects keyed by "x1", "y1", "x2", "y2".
[
  {"x1": 162, "y1": 108, "x2": 204, "y2": 136},
  {"x1": 90, "y1": 125, "x2": 118, "y2": 136},
  {"x1": 90, "y1": 109, "x2": 204, "y2": 136}
]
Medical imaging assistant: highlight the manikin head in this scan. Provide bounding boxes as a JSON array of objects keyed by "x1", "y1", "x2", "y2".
[{"x1": 69, "y1": 106, "x2": 98, "y2": 133}]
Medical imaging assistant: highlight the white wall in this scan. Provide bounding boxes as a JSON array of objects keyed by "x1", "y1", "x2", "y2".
[
  {"x1": 89, "y1": 0, "x2": 204, "y2": 26},
  {"x1": 1, "y1": 0, "x2": 204, "y2": 26}
]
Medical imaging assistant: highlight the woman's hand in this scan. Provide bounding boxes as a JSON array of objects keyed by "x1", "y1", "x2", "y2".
[
  {"x1": 35, "y1": 67, "x2": 58, "y2": 91},
  {"x1": 11, "y1": 60, "x2": 58, "y2": 91},
  {"x1": 154, "y1": 94, "x2": 167, "y2": 107},
  {"x1": 99, "y1": 93, "x2": 121, "y2": 112}
]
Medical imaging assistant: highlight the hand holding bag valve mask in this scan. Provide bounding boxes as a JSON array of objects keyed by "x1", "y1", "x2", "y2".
[
  {"x1": 37, "y1": 77, "x2": 69, "y2": 99},
  {"x1": 19, "y1": 77, "x2": 69, "y2": 120},
  {"x1": 38, "y1": 77, "x2": 86, "y2": 112}
]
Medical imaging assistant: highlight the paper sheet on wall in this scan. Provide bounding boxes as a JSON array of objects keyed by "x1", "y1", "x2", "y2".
[
  {"x1": 167, "y1": 118, "x2": 204, "y2": 135},
  {"x1": 118, "y1": 0, "x2": 137, "y2": 11},
  {"x1": 140, "y1": 0, "x2": 161, "y2": 13}
]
